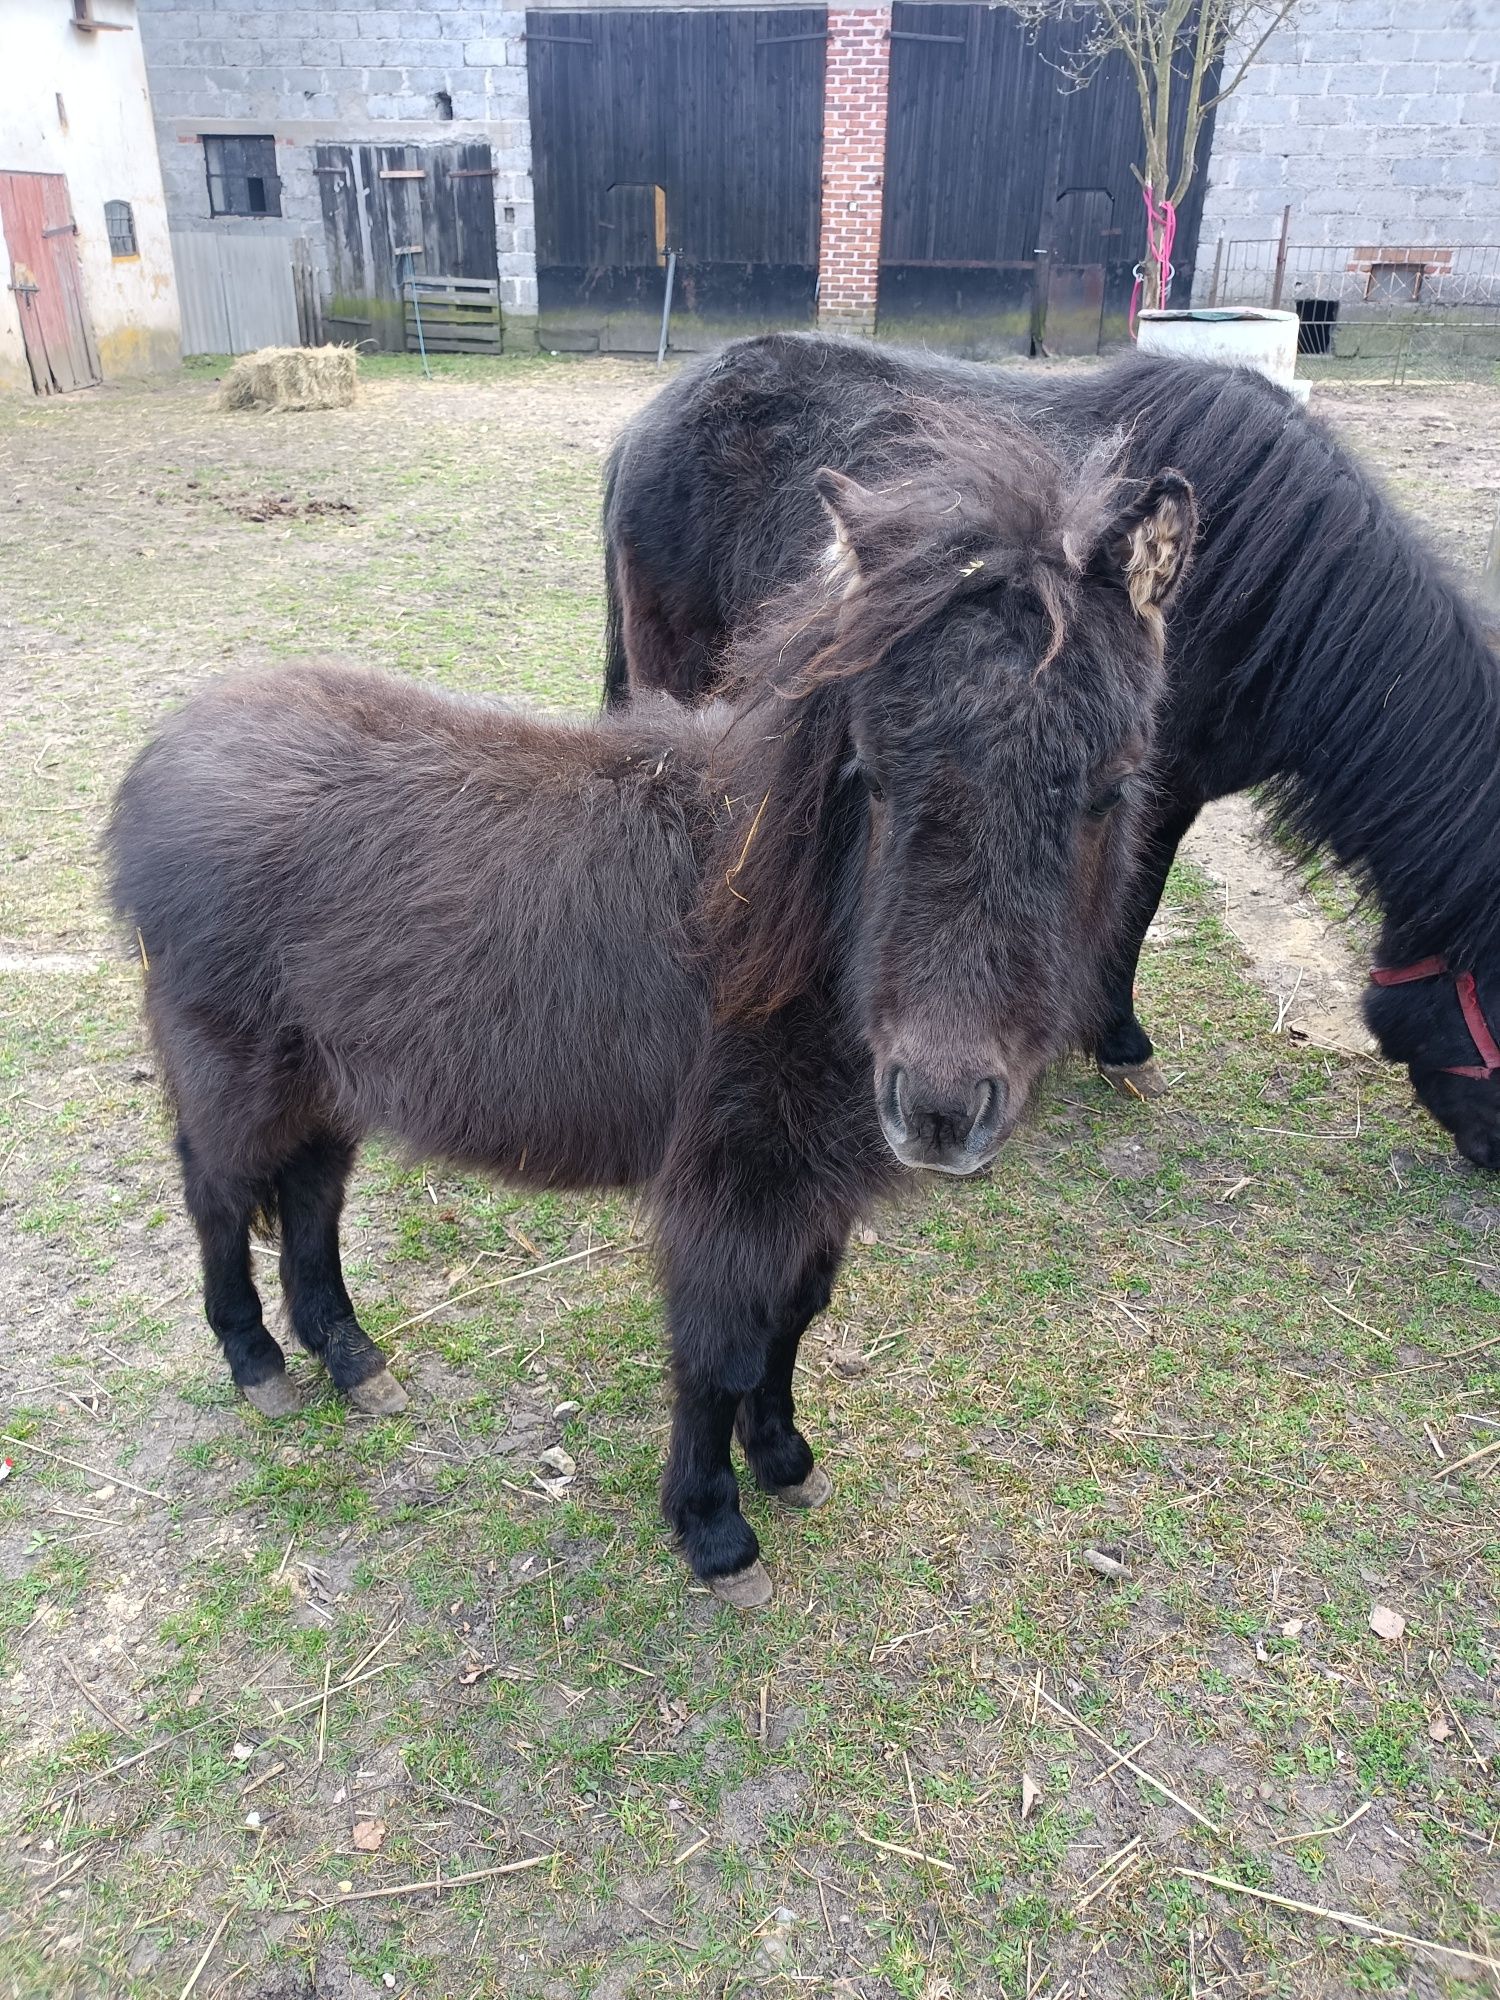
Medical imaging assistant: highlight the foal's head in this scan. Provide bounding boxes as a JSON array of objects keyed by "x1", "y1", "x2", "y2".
[{"x1": 710, "y1": 423, "x2": 1196, "y2": 1175}]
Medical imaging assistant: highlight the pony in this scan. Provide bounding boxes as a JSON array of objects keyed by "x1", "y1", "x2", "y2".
[
  {"x1": 107, "y1": 424, "x2": 1192, "y2": 1607},
  {"x1": 603, "y1": 334, "x2": 1500, "y2": 1170}
]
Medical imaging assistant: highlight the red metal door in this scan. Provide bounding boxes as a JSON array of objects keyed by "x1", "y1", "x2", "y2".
[{"x1": 0, "y1": 172, "x2": 101, "y2": 394}]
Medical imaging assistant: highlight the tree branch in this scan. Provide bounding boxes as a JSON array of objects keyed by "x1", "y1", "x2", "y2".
[{"x1": 1200, "y1": 0, "x2": 1301, "y2": 114}]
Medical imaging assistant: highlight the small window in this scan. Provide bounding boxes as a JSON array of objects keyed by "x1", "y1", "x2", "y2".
[
  {"x1": 203, "y1": 135, "x2": 282, "y2": 218},
  {"x1": 104, "y1": 200, "x2": 137, "y2": 257},
  {"x1": 1366, "y1": 261, "x2": 1422, "y2": 304}
]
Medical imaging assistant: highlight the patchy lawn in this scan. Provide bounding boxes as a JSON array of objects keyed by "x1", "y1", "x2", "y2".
[{"x1": 0, "y1": 357, "x2": 1496, "y2": 2000}]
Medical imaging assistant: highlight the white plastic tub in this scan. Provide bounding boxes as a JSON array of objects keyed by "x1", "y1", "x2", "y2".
[{"x1": 1136, "y1": 307, "x2": 1310, "y2": 402}]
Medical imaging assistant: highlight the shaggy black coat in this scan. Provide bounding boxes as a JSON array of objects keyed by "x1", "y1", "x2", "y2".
[
  {"x1": 109, "y1": 417, "x2": 1190, "y2": 1601},
  {"x1": 604, "y1": 335, "x2": 1500, "y2": 1168}
]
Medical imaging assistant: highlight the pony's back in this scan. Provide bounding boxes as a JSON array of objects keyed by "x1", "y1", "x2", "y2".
[{"x1": 108, "y1": 664, "x2": 719, "y2": 1189}]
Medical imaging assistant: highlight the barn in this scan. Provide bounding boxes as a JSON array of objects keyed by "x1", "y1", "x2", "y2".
[{"x1": 0, "y1": 0, "x2": 181, "y2": 394}]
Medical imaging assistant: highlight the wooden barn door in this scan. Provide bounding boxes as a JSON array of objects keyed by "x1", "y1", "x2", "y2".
[
  {"x1": 0, "y1": 172, "x2": 101, "y2": 394},
  {"x1": 314, "y1": 143, "x2": 500, "y2": 349},
  {"x1": 878, "y1": 4, "x2": 1215, "y2": 355},
  {"x1": 526, "y1": 9, "x2": 826, "y2": 352}
]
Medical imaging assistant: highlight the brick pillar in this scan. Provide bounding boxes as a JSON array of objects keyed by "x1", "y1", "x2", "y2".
[{"x1": 817, "y1": 7, "x2": 892, "y2": 335}]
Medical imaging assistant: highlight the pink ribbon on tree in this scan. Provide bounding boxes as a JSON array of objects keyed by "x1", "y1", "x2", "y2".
[{"x1": 1129, "y1": 183, "x2": 1178, "y2": 338}]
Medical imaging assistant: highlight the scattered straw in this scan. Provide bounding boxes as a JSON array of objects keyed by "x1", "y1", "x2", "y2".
[
  {"x1": 2, "y1": 1434, "x2": 168, "y2": 1502},
  {"x1": 1023, "y1": 1681, "x2": 1221, "y2": 1836},
  {"x1": 218, "y1": 346, "x2": 357, "y2": 414},
  {"x1": 317, "y1": 1852, "x2": 557, "y2": 1906},
  {"x1": 1177, "y1": 1870, "x2": 1500, "y2": 1974},
  {"x1": 724, "y1": 789, "x2": 772, "y2": 903},
  {"x1": 1270, "y1": 1800, "x2": 1373, "y2": 1846},
  {"x1": 1436, "y1": 1435, "x2": 1500, "y2": 1479},
  {"x1": 178, "y1": 1910, "x2": 231, "y2": 2000},
  {"x1": 63, "y1": 1657, "x2": 129, "y2": 1735},
  {"x1": 315, "y1": 1657, "x2": 332, "y2": 1766},
  {"x1": 378, "y1": 1241, "x2": 638, "y2": 1341},
  {"x1": 852, "y1": 1829, "x2": 955, "y2": 1873}
]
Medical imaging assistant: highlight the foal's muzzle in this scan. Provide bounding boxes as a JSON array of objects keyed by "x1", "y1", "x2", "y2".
[{"x1": 877, "y1": 1063, "x2": 1011, "y2": 1175}]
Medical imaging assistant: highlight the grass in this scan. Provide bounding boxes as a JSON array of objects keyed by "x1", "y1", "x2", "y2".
[{"x1": 0, "y1": 359, "x2": 1496, "y2": 2000}]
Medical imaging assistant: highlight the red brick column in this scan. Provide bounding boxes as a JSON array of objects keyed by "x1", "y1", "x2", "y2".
[{"x1": 817, "y1": 7, "x2": 892, "y2": 335}]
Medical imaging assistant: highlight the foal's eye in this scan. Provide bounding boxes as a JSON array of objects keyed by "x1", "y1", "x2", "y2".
[
  {"x1": 1087, "y1": 781, "x2": 1125, "y2": 818},
  {"x1": 855, "y1": 764, "x2": 885, "y2": 801}
]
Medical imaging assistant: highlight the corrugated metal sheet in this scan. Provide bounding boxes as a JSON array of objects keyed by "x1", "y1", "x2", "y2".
[
  {"x1": 171, "y1": 230, "x2": 301, "y2": 355},
  {"x1": 527, "y1": 8, "x2": 825, "y2": 350}
]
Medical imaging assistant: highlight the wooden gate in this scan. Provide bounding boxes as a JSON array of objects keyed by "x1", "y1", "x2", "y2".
[
  {"x1": 879, "y1": 5, "x2": 1216, "y2": 355},
  {"x1": 0, "y1": 172, "x2": 100, "y2": 394},
  {"x1": 526, "y1": 9, "x2": 826, "y2": 352},
  {"x1": 314, "y1": 142, "x2": 500, "y2": 350}
]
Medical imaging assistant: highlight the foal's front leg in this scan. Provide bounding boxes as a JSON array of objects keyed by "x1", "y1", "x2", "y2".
[
  {"x1": 661, "y1": 1253, "x2": 841, "y2": 1609},
  {"x1": 655, "y1": 1015, "x2": 879, "y2": 1607},
  {"x1": 736, "y1": 1244, "x2": 843, "y2": 1509}
]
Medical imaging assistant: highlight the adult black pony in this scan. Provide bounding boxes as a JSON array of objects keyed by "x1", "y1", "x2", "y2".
[
  {"x1": 603, "y1": 334, "x2": 1500, "y2": 1170},
  {"x1": 107, "y1": 423, "x2": 1192, "y2": 1607}
]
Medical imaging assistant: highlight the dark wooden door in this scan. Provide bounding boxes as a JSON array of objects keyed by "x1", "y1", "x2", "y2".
[
  {"x1": 0, "y1": 172, "x2": 100, "y2": 393},
  {"x1": 526, "y1": 9, "x2": 825, "y2": 352},
  {"x1": 879, "y1": 4, "x2": 1215, "y2": 355},
  {"x1": 1045, "y1": 188, "x2": 1112, "y2": 354},
  {"x1": 315, "y1": 143, "x2": 499, "y2": 349}
]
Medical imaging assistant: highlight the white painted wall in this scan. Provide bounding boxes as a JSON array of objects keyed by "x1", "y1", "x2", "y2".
[{"x1": 0, "y1": 0, "x2": 181, "y2": 392}]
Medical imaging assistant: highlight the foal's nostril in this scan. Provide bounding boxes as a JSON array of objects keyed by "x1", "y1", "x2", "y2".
[
  {"x1": 968, "y1": 1076, "x2": 1007, "y2": 1149},
  {"x1": 880, "y1": 1063, "x2": 913, "y2": 1144}
]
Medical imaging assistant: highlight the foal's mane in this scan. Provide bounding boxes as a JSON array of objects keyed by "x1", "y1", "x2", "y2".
[{"x1": 702, "y1": 411, "x2": 1125, "y2": 1024}]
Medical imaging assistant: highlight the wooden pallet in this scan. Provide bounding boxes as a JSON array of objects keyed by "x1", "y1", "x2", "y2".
[{"x1": 403, "y1": 276, "x2": 502, "y2": 354}]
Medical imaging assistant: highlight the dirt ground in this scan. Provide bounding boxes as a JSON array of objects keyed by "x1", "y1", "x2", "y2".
[{"x1": 1, "y1": 356, "x2": 1497, "y2": 2000}]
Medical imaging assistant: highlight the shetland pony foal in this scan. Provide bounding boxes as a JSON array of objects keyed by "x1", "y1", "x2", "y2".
[{"x1": 108, "y1": 442, "x2": 1192, "y2": 1605}]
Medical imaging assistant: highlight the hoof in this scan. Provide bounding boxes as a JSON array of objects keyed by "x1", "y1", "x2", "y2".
[
  {"x1": 773, "y1": 1465, "x2": 832, "y2": 1510},
  {"x1": 1099, "y1": 1057, "x2": 1169, "y2": 1103},
  {"x1": 242, "y1": 1372, "x2": 303, "y2": 1419},
  {"x1": 346, "y1": 1365, "x2": 409, "y2": 1416},
  {"x1": 708, "y1": 1560, "x2": 774, "y2": 1610}
]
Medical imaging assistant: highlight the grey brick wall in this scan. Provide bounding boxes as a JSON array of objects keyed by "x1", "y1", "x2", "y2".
[
  {"x1": 137, "y1": 0, "x2": 538, "y2": 327},
  {"x1": 1194, "y1": 0, "x2": 1500, "y2": 284}
]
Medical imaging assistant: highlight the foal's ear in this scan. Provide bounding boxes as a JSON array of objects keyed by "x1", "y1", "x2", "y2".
[
  {"x1": 1095, "y1": 470, "x2": 1197, "y2": 618},
  {"x1": 815, "y1": 467, "x2": 878, "y2": 586}
]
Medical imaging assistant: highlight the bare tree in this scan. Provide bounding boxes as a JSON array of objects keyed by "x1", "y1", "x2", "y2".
[{"x1": 1030, "y1": 0, "x2": 1302, "y2": 312}]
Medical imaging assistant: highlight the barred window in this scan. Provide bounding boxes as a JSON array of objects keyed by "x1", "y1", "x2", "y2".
[
  {"x1": 203, "y1": 135, "x2": 281, "y2": 218},
  {"x1": 104, "y1": 200, "x2": 137, "y2": 258}
]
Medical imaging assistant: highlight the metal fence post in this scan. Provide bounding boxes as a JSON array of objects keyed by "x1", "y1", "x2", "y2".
[{"x1": 1270, "y1": 205, "x2": 1292, "y2": 311}]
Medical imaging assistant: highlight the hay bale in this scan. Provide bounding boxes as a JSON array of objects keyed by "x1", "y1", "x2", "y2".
[{"x1": 218, "y1": 345, "x2": 358, "y2": 414}]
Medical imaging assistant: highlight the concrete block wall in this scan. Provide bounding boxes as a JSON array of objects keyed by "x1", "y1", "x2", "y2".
[
  {"x1": 1195, "y1": 0, "x2": 1500, "y2": 276},
  {"x1": 136, "y1": 0, "x2": 538, "y2": 336}
]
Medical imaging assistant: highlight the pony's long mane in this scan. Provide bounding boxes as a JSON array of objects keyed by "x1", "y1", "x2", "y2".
[
  {"x1": 700, "y1": 412, "x2": 1127, "y2": 1023},
  {"x1": 1071, "y1": 357, "x2": 1500, "y2": 959}
]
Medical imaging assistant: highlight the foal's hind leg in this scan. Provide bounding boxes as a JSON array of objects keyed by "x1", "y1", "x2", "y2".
[
  {"x1": 735, "y1": 1244, "x2": 842, "y2": 1511},
  {"x1": 177, "y1": 1132, "x2": 300, "y2": 1417},
  {"x1": 276, "y1": 1135, "x2": 408, "y2": 1415}
]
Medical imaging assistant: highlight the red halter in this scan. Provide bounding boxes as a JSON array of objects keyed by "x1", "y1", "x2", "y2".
[{"x1": 1369, "y1": 956, "x2": 1500, "y2": 1080}]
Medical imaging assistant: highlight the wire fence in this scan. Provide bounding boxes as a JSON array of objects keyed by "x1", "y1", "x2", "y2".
[{"x1": 1200, "y1": 239, "x2": 1500, "y2": 384}]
